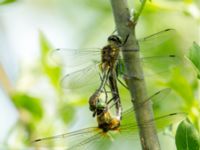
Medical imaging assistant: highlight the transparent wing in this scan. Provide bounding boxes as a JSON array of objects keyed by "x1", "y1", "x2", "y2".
[
  {"x1": 32, "y1": 113, "x2": 186, "y2": 150},
  {"x1": 122, "y1": 88, "x2": 172, "y2": 122},
  {"x1": 68, "y1": 132, "x2": 104, "y2": 150},
  {"x1": 50, "y1": 48, "x2": 101, "y2": 68},
  {"x1": 70, "y1": 133, "x2": 113, "y2": 150},
  {"x1": 32, "y1": 90, "x2": 186, "y2": 150},
  {"x1": 52, "y1": 29, "x2": 177, "y2": 91},
  {"x1": 138, "y1": 28, "x2": 176, "y2": 53},
  {"x1": 32, "y1": 127, "x2": 101, "y2": 150},
  {"x1": 60, "y1": 64, "x2": 101, "y2": 91},
  {"x1": 120, "y1": 112, "x2": 187, "y2": 135},
  {"x1": 51, "y1": 29, "x2": 175, "y2": 68},
  {"x1": 119, "y1": 89, "x2": 186, "y2": 137},
  {"x1": 33, "y1": 127, "x2": 114, "y2": 150},
  {"x1": 51, "y1": 29, "x2": 175, "y2": 67},
  {"x1": 120, "y1": 54, "x2": 180, "y2": 79},
  {"x1": 60, "y1": 54, "x2": 180, "y2": 92},
  {"x1": 141, "y1": 54, "x2": 180, "y2": 77}
]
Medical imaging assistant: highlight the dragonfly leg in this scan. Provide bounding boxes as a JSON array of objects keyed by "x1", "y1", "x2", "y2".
[
  {"x1": 107, "y1": 96, "x2": 115, "y2": 105},
  {"x1": 122, "y1": 34, "x2": 130, "y2": 46},
  {"x1": 117, "y1": 77, "x2": 129, "y2": 89},
  {"x1": 104, "y1": 87, "x2": 108, "y2": 103},
  {"x1": 107, "y1": 96, "x2": 122, "y2": 120}
]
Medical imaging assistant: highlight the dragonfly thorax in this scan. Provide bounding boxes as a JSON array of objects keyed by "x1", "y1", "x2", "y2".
[
  {"x1": 97, "y1": 111, "x2": 120, "y2": 132},
  {"x1": 101, "y1": 44, "x2": 120, "y2": 70}
]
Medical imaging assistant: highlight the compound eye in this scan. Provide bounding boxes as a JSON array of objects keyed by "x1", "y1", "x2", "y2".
[{"x1": 108, "y1": 35, "x2": 122, "y2": 44}]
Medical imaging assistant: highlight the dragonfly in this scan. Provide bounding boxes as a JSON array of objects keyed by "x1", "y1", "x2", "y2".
[
  {"x1": 89, "y1": 69, "x2": 122, "y2": 119},
  {"x1": 52, "y1": 28, "x2": 179, "y2": 116},
  {"x1": 51, "y1": 28, "x2": 178, "y2": 92},
  {"x1": 88, "y1": 35, "x2": 125, "y2": 119},
  {"x1": 32, "y1": 88, "x2": 186, "y2": 150}
]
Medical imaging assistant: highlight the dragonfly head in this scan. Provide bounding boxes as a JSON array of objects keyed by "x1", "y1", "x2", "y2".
[
  {"x1": 96, "y1": 100, "x2": 107, "y2": 110},
  {"x1": 108, "y1": 35, "x2": 122, "y2": 46},
  {"x1": 96, "y1": 99, "x2": 107, "y2": 115}
]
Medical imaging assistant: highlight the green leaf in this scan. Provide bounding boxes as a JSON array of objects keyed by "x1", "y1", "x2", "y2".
[
  {"x1": 39, "y1": 31, "x2": 61, "y2": 89},
  {"x1": 167, "y1": 68, "x2": 195, "y2": 107},
  {"x1": 0, "y1": 0, "x2": 16, "y2": 5},
  {"x1": 187, "y1": 42, "x2": 200, "y2": 79},
  {"x1": 12, "y1": 93, "x2": 43, "y2": 121},
  {"x1": 59, "y1": 104, "x2": 76, "y2": 124},
  {"x1": 175, "y1": 119, "x2": 200, "y2": 150}
]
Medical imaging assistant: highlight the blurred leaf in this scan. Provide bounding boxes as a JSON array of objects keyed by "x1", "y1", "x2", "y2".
[
  {"x1": 11, "y1": 93, "x2": 43, "y2": 121},
  {"x1": 175, "y1": 119, "x2": 200, "y2": 150},
  {"x1": 85, "y1": 0, "x2": 110, "y2": 13},
  {"x1": 187, "y1": 42, "x2": 200, "y2": 79},
  {"x1": 59, "y1": 104, "x2": 75, "y2": 124},
  {"x1": 167, "y1": 68, "x2": 195, "y2": 107},
  {"x1": 39, "y1": 31, "x2": 61, "y2": 89},
  {"x1": 0, "y1": 0, "x2": 16, "y2": 5}
]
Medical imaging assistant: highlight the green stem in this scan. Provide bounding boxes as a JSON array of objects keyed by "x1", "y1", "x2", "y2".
[
  {"x1": 134, "y1": 0, "x2": 147, "y2": 23},
  {"x1": 109, "y1": 0, "x2": 160, "y2": 150}
]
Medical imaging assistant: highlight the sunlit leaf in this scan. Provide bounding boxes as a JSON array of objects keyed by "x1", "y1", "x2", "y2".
[
  {"x1": 0, "y1": 0, "x2": 16, "y2": 5},
  {"x1": 11, "y1": 93, "x2": 43, "y2": 121},
  {"x1": 175, "y1": 119, "x2": 200, "y2": 150},
  {"x1": 39, "y1": 31, "x2": 61, "y2": 89},
  {"x1": 85, "y1": 0, "x2": 110, "y2": 13},
  {"x1": 59, "y1": 104, "x2": 76, "y2": 124},
  {"x1": 187, "y1": 42, "x2": 200, "y2": 79},
  {"x1": 167, "y1": 68, "x2": 195, "y2": 107}
]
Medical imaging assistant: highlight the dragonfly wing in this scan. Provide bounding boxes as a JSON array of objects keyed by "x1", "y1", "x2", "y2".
[
  {"x1": 60, "y1": 64, "x2": 101, "y2": 91},
  {"x1": 122, "y1": 55, "x2": 180, "y2": 79},
  {"x1": 70, "y1": 133, "x2": 113, "y2": 150},
  {"x1": 122, "y1": 88, "x2": 171, "y2": 119},
  {"x1": 141, "y1": 55, "x2": 180, "y2": 75},
  {"x1": 138, "y1": 28, "x2": 176, "y2": 53},
  {"x1": 119, "y1": 89, "x2": 186, "y2": 138},
  {"x1": 68, "y1": 131, "x2": 103, "y2": 150},
  {"x1": 120, "y1": 112, "x2": 186, "y2": 137},
  {"x1": 32, "y1": 127, "x2": 101, "y2": 150},
  {"x1": 50, "y1": 48, "x2": 101, "y2": 68}
]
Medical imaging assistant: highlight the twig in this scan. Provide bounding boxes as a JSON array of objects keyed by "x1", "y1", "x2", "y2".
[
  {"x1": 134, "y1": 0, "x2": 148, "y2": 23},
  {"x1": 0, "y1": 63, "x2": 14, "y2": 95},
  {"x1": 110, "y1": 0, "x2": 160, "y2": 150}
]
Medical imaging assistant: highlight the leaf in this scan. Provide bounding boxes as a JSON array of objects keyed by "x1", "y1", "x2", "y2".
[
  {"x1": 39, "y1": 31, "x2": 61, "y2": 89},
  {"x1": 175, "y1": 119, "x2": 200, "y2": 150},
  {"x1": 11, "y1": 93, "x2": 43, "y2": 121},
  {"x1": 58, "y1": 104, "x2": 76, "y2": 124},
  {"x1": 167, "y1": 68, "x2": 195, "y2": 107},
  {"x1": 0, "y1": 0, "x2": 16, "y2": 5},
  {"x1": 187, "y1": 42, "x2": 200, "y2": 79}
]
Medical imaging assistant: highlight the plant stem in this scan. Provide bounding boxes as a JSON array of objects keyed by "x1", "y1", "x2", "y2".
[
  {"x1": 0, "y1": 64, "x2": 14, "y2": 95},
  {"x1": 134, "y1": 0, "x2": 147, "y2": 23},
  {"x1": 110, "y1": 0, "x2": 160, "y2": 150}
]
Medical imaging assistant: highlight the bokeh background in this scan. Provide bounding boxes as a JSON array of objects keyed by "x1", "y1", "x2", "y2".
[{"x1": 0, "y1": 0, "x2": 200, "y2": 149}]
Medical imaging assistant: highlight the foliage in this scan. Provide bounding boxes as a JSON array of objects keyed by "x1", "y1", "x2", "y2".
[
  {"x1": 11, "y1": 93, "x2": 43, "y2": 121},
  {"x1": 39, "y1": 31, "x2": 61, "y2": 90},
  {"x1": 187, "y1": 42, "x2": 200, "y2": 79},
  {"x1": 0, "y1": 0, "x2": 16, "y2": 5},
  {"x1": 176, "y1": 119, "x2": 200, "y2": 150},
  {"x1": 0, "y1": 0, "x2": 200, "y2": 149}
]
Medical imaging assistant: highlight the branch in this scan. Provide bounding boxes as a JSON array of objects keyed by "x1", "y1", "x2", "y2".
[
  {"x1": 134, "y1": 0, "x2": 147, "y2": 23},
  {"x1": 110, "y1": 0, "x2": 160, "y2": 150},
  {"x1": 0, "y1": 64, "x2": 14, "y2": 95}
]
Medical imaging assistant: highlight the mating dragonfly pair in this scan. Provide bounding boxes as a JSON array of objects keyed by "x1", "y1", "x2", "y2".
[{"x1": 33, "y1": 29, "x2": 185, "y2": 150}]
